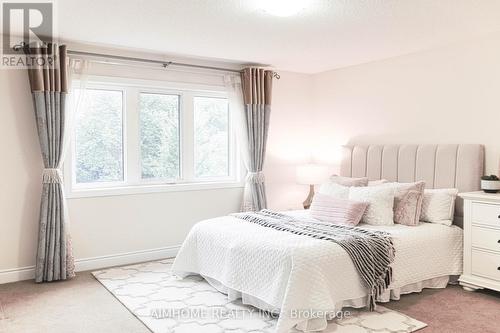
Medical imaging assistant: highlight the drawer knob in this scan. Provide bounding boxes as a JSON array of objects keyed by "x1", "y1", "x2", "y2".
[{"x1": 498, "y1": 267, "x2": 500, "y2": 271}]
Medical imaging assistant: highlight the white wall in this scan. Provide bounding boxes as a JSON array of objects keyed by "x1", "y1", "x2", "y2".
[
  {"x1": 67, "y1": 189, "x2": 242, "y2": 259},
  {"x1": 312, "y1": 33, "x2": 500, "y2": 175},
  {"x1": 265, "y1": 33, "x2": 500, "y2": 211},
  {"x1": 265, "y1": 71, "x2": 314, "y2": 210},
  {"x1": 0, "y1": 69, "x2": 42, "y2": 272}
]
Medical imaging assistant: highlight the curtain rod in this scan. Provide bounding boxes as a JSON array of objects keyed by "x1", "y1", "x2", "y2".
[
  {"x1": 69, "y1": 50, "x2": 280, "y2": 79},
  {"x1": 12, "y1": 44, "x2": 280, "y2": 79}
]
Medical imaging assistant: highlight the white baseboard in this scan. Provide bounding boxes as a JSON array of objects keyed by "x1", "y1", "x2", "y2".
[
  {"x1": 0, "y1": 266, "x2": 37, "y2": 285},
  {"x1": 0, "y1": 245, "x2": 180, "y2": 285}
]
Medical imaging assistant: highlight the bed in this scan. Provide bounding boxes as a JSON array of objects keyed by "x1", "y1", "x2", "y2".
[{"x1": 172, "y1": 144, "x2": 484, "y2": 333}]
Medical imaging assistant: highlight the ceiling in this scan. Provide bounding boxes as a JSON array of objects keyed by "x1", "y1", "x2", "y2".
[{"x1": 54, "y1": 0, "x2": 500, "y2": 73}]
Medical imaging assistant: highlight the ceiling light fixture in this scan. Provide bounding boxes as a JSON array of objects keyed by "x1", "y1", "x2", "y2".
[{"x1": 258, "y1": 0, "x2": 311, "y2": 17}]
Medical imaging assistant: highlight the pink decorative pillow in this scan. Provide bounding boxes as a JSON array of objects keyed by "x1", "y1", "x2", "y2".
[
  {"x1": 329, "y1": 175, "x2": 369, "y2": 187},
  {"x1": 310, "y1": 193, "x2": 369, "y2": 226},
  {"x1": 381, "y1": 181, "x2": 426, "y2": 226}
]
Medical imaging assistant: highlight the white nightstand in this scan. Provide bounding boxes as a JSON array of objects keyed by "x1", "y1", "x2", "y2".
[{"x1": 459, "y1": 191, "x2": 500, "y2": 292}]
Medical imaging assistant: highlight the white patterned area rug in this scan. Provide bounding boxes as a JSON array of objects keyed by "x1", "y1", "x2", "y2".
[{"x1": 93, "y1": 258, "x2": 427, "y2": 333}]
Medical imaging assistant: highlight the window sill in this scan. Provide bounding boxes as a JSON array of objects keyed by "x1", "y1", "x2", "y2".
[{"x1": 66, "y1": 181, "x2": 244, "y2": 199}]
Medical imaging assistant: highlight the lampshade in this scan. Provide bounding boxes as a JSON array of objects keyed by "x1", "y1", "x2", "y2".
[{"x1": 296, "y1": 164, "x2": 330, "y2": 185}]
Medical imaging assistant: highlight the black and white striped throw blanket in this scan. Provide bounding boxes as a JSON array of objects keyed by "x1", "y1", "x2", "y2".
[{"x1": 231, "y1": 209, "x2": 396, "y2": 310}]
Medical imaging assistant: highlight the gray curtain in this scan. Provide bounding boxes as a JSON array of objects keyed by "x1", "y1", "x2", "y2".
[
  {"x1": 24, "y1": 44, "x2": 75, "y2": 282},
  {"x1": 240, "y1": 68, "x2": 273, "y2": 211}
]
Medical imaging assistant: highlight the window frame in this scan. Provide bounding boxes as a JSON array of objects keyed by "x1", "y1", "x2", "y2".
[
  {"x1": 64, "y1": 76, "x2": 242, "y2": 198},
  {"x1": 69, "y1": 84, "x2": 128, "y2": 190}
]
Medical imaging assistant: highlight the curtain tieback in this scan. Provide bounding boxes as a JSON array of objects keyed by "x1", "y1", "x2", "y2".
[
  {"x1": 42, "y1": 168, "x2": 63, "y2": 184},
  {"x1": 246, "y1": 171, "x2": 265, "y2": 184}
]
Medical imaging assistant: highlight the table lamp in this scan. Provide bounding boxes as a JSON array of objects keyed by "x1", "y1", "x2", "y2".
[{"x1": 296, "y1": 164, "x2": 330, "y2": 209}]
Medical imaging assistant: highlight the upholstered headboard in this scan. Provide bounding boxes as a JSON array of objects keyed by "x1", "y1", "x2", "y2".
[{"x1": 339, "y1": 144, "x2": 484, "y2": 227}]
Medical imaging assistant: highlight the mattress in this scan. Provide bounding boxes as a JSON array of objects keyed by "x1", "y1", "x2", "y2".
[{"x1": 172, "y1": 210, "x2": 463, "y2": 332}]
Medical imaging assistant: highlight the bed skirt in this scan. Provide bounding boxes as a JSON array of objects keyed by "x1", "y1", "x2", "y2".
[{"x1": 203, "y1": 274, "x2": 457, "y2": 332}]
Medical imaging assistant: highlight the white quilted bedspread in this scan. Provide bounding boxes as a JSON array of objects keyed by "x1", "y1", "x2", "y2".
[{"x1": 172, "y1": 210, "x2": 463, "y2": 333}]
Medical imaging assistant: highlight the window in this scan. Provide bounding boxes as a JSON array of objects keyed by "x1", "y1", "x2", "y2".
[
  {"x1": 67, "y1": 78, "x2": 240, "y2": 197},
  {"x1": 74, "y1": 89, "x2": 124, "y2": 184},
  {"x1": 194, "y1": 97, "x2": 229, "y2": 178},
  {"x1": 139, "y1": 93, "x2": 180, "y2": 180}
]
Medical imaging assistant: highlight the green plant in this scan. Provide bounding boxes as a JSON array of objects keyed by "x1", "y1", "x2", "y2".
[{"x1": 481, "y1": 174, "x2": 500, "y2": 181}]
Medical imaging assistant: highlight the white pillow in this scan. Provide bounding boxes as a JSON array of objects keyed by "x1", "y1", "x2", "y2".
[
  {"x1": 420, "y1": 188, "x2": 459, "y2": 226},
  {"x1": 318, "y1": 182, "x2": 349, "y2": 199},
  {"x1": 329, "y1": 175, "x2": 369, "y2": 187},
  {"x1": 368, "y1": 179, "x2": 389, "y2": 186},
  {"x1": 349, "y1": 186, "x2": 396, "y2": 225}
]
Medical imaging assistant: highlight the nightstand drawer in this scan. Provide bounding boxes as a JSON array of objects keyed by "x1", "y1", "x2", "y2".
[
  {"x1": 471, "y1": 202, "x2": 500, "y2": 228},
  {"x1": 472, "y1": 226, "x2": 500, "y2": 253},
  {"x1": 471, "y1": 250, "x2": 500, "y2": 282}
]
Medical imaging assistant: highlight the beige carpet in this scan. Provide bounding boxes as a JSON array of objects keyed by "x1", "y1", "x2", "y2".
[
  {"x1": 0, "y1": 260, "x2": 499, "y2": 332},
  {"x1": 92, "y1": 258, "x2": 426, "y2": 332}
]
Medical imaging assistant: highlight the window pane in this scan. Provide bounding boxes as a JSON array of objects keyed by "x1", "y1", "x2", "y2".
[
  {"x1": 194, "y1": 97, "x2": 229, "y2": 178},
  {"x1": 75, "y1": 89, "x2": 124, "y2": 184},
  {"x1": 140, "y1": 93, "x2": 180, "y2": 180}
]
